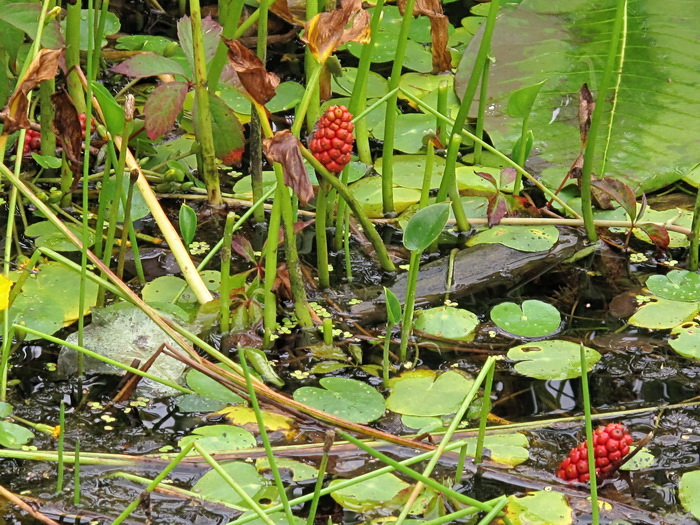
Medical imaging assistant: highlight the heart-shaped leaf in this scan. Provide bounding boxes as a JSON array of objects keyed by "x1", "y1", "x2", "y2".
[
  {"x1": 507, "y1": 340, "x2": 600, "y2": 380},
  {"x1": 491, "y1": 300, "x2": 561, "y2": 338},
  {"x1": 403, "y1": 202, "x2": 450, "y2": 252},
  {"x1": 629, "y1": 298, "x2": 699, "y2": 330},
  {"x1": 293, "y1": 377, "x2": 385, "y2": 424},
  {"x1": 467, "y1": 225, "x2": 558, "y2": 252},
  {"x1": 386, "y1": 370, "x2": 474, "y2": 416},
  {"x1": 646, "y1": 270, "x2": 700, "y2": 302},
  {"x1": 413, "y1": 305, "x2": 479, "y2": 341}
]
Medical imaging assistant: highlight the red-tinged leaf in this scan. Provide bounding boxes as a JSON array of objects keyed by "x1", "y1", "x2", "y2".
[
  {"x1": 263, "y1": 130, "x2": 313, "y2": 206},
  {"x1": 294, "y1": 220, "x2": 315, "y2": 235},
  {"x1": 638, "y1": 223, "x2": 670, "y2": 252},
  {"x1": 591, "y1": 177, "x2": 637, "y2": 220},
  {"x1": 143, "y1": 81, "x2": 189, "y2": 140},
  {"x1": 638, "y1": 193, "x2": 648, "y2": 222},
  {"x1": 111, "y1": 52, "x2": 188, "y2": 80},
  {"x1": 487, "y1": 193, "x2": 508, "y2": 227},
  {"x1": 222, "y1": 38, "x2": 280, "y2": 105},
  {"x1": 476, "y1": 171, "x2": 498, "y2": 189},
  {"x1": 196, "y1": 92, "x2": 246, "y2": 165},
  {"x1": 579, "y1": 83, "x2": 595, "y2": 146},
  {"x1": 232, "y1": 236, "x2": 256, "y2": 263},
  {"x1": 500, "y1": 168, "x2": 517, "y2": 187},
  {"x1": 177, "y1": 15, "x2": 222, "y2": 74},
  {"x1": 51, "y1": 90, "x2": 83, "y2": 184}
]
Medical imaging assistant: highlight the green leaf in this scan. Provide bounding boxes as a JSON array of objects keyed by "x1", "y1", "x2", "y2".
[
  {"x1": 457, "y1": 0, "x2": 700, "y2": 195},
  {"x1": 266, "y1": 81, "x2": 306, "y2": 113},
  {"x1": 669, "y1": 322, "x2": 700, "y2": 360},
  {"x1": 350, "y1": 176, "x2": 422, "y2": 219},
  {"x1": 332, "y1": 68, "x2": 388, "y2": 98},
  {"x1": 144, "y1": 81, "x2": 189, "y2": 139},
  {"x1": 384, "y1": 287, "x2": 402, "y2": 327},
  {"x1": 203, "y1": 93, "x2": 246, "y2": 164},
  {"x1": 460, "y1": 433, "x2": 530, "y2": 466},
  {"x1": 0, "y1": 421, "x2": 34, "y2": 448},
  {"x1": 680, "y1": 470, "x2": 700, "y2": 520},
  {"x1": 179, "y1": 203, "x2": 197, "y2": 246},
  {"x1": 467, "y1": 225, "x2": 558, "y2": 252},
  {"x1": 413, "y1": 305, "x2": 479, "y2": 341},
  {"x1": 507, "y1": 80, "x2": 546, "y2": 119},
  {"x1": 176, "y1": 15, "x2": 221, "y2": 75},
  {"x1": 192, "y1": 461, "x2": 266, "y2": 506},
  {"x1": 504, "y1": 491, "x2": 573, "y2": 525},
  {"x1": 330, "y1": 473, "x2": 409, "y2": 512},
  {"x1": 60, "y1": 9, "x2": 120, "y2": 50},
  {"x1": 403, "y1": 202, "x2": 450, "y2": 252},
  {"x1": 0, "y1": 401, "x2": 12, "y2": 418},
  {"x1": 185, "y1": 368, "x2": 245, "y2": 405},
  {"x1": 293, "y1": 377, "x2": 386, "y2": 424},
  {"x1": 112, "y1": 52, "x2": 187, "y2": 79},
  {"x1": 30, "y1": 153, "x2": 62, "y2": 169},
  {"x1": 629, "y1": 298, "x2": 698, "y2": 330},
  {"x1": 179, "y1": 424, "x2": 256, "y2": 453},
  {"x1": 0, "y1": 2, "x2": 63, "y2": 49},
  {"x1": 256, "y1": 458, "x2": 318, "y2": 482},
  {"x1": 386, "y1": 370, "x2": 474, "y2": 417},
  {"x1": 507, "y1": 340, "x2": 600, "y2": 380},
  {"x1": 490, "y1": 300, "x2": 561, "y2": 338},
  {"x1": 619, "y1": 446, "x2": 655, "y2": 471},
  {"x1": 369, "y1": 113, "x2": 438, "y2": 154},
  {"x1": 646, "y1": 270, "x2": 700, "y2": 302},
  {"x1": 243, "y1": 347, "x2": 284, "y2": 387},
  {"x1": 24, "y1": 220, "x2": 95, "y2": 252}
]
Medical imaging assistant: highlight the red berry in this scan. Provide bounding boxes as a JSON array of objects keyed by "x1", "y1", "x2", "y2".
[
  {"x1": 556, "y1": 423, "x2": 633, "y2": 483},
  {"x1": 309, "y1": 105, "x2": 355, "y2": 173},
  {"x1": 23, "y1": 129, "x2": 41, "y2": 155}
]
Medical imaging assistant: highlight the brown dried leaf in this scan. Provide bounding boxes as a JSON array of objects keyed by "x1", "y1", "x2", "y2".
[
  {"x1": 263, "y1": 130, "x2": 313, "y2": 205},
  {"x1": 2, "y1": 49, "x2": 62, "y2": 133},
  {"x1": 222, "y1": 38, "x2": 280, "y2": 105},
  {"x1": 430, "y1": 15, "x2": 452, "y2": 73},
  {"x1": 579, "y1": 83, "x2": 594, "y2": 146},
  {"x1": 303, "y1": 0, "x2": 370, "y2": 64},
  {"x1": 270, "y1": 0, "x2": 306, "y2": 25},
  {"x1": 51, "y1": 90, "x2": 83, "y2": 183}
]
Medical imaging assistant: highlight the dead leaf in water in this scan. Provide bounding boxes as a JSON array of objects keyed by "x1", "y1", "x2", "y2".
[{"x1": 398, "y1": 0, "x2": 451, "y2": 73}]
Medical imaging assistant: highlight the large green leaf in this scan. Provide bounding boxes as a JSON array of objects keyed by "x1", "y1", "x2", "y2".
[{"x1": 456, "y1": 0, "x2": 700, "y2": 194}]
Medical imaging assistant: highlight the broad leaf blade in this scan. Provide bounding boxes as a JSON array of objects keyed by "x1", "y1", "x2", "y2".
[{"x1": 403, "y1": 202, "x2": 450, "y2": 252}]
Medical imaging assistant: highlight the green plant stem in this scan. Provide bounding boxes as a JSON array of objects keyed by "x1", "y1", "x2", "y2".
[
  {"x1": 301, "y1": 146, "x2": 396, "y2": 271},
  {"x1": 291, "y1": 65, "x2": 323, "y2": 138},
  {"x1": 73, "y1": 440, "x2": 80, "y2": 506},
  {"x1": 112, "y1": 444, "x2": 194, "y2": 525},
  {"x1": 315, "y1": 180, "x2": 331, "y2": 288},
  {"x1": 474, "y1": 361, "x2": 495, "y2": 465},
  {"x1": 419, "y1": 142, "x2": 434, "y2": 209},
  {"x1": 512, "y1": 116, "x2": 530, "y2": 195},
  {"x1": 398, "y1": 250, "x2": 421, "y2": 362},
  {"x1": 689, "y1": 174, "x2": 700, "y2": 270},
  {"x1": 303, "y1": 0, "x2": 320, "y2": 133},
  {"x1": 474, "y1": 57, "x2": 491, "y2": 165},
  {"x1": 39, "y1": 78, "x2": 56, "y2": 160},
  {"x1": 437, "y1": 134, "x2": 469, "y2": 232},
  {"x1": 90, "y1": 0, "x2": 110, "y2": 80},
  {"x1": 581, "y1": 0, "x2": 627, "y2": 242},
  {"x1": 56, "y1": 402, "x2": 65, "y2": 493},
  {"x1": 220, "y1": 212, "x2": 237, "y2": 333},
  {"x1": 437, "y1": 81, "x2": 448, "y2": 146},
  {"x1": 305, "y1": 431, "x2": 334, "y2": 525},
  {"x1": 263, "y1": 188, "x2": 283, "y2": 346},
  {"x1": 115, "y1": 174, "x2": 136, "y2": 280},
  {"x1": 208, "y1": 0, "x2": 246, "y2": 90},
  {"x1": 580, "y1": 345, "x2": 599, "y2": 525},
  {"x1": 380, "y1": 0, "x2": 417, "y2": 215},
  {"x1": 382, "y1": 326, "x2": 392, "y2": 387},
  {"x1": 190, "y1": 0, "x2": 222, "y2": 205},
  {"x1": 64, "y1": 1, "x2": 85, "y2": 113}
]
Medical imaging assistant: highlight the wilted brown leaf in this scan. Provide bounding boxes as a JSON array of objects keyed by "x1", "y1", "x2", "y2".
[
  {"x1": 263, "y1": 130, "x2": 313, "y2": 205},
  {"x1": 303, "y1": 0, "x2": 370, "y2": 64},
  {"x1": 579, "y1": 83, "x2": 594, "y2": 146},
  {"x1": 51, "y1": 90, "x2": 83, "y2": 183},
  {"x1": 222, "y1": 38, "x2": 280, "y2": 105},
  {"x1": 270, "y1": 0, "x2": 306, "y2": 25},
  {"x1": 2, "y1": 49, "x2": 62, "y2": 133},
  {"x1": 398, "y1": 0, "x2": 451, "y2": 73}
]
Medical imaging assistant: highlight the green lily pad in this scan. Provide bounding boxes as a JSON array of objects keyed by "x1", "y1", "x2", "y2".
[
  {"x1": 256, "y1": 458, "x2": 318, "y2": 482},
  {"x1": 330, "y1": 472, "x2": 408, "y2": 512},
  {"x1": 266, "y1": 81, "x2": 306, "y2": 113},
  {"x1": 179, "y1": 424, "x2": 256, "y2": 454},
  {"x1": 646, "y1": 270, "x2": 700, "y2": 302},
  {"x1": 399, "y1": 73, "x2": 461, "y2": 118},
  {"x1": 387, "y1": 370, "x2": 474, "y2": 417},
  {"x1": 467, "y1": 225, "x2": 559, "y2": 252},
  {"x1": 350, "y1": 176, "x2": 422, "y2": 218},
  {"x1": 192, "y1": 461, "x2": 266, "y2": 506},
  {"x1": 0, "y1": 402, "x2": 12, "y2": 418},
  {"x1": 503, "y1": 490, "x2": 573, "y2": 525},
  {"x1": 401, "y1": 414, "x2": 443, "y2": 433},
  {"x1": 369, "y1": 113, "x2": 437, "y2": 153},
  {"x1": 490, "y1": 300, "x2": 561, "y2": 338},
  {"x1": 332, "y1": 68, "x2": 388, "y2": 98},
  {"x1": 376, "y1": 155, "x2": 446, "y2": 190},
  {"x1": 142, "y1": 271, "x2": 220, "y2": 304},
  {"x1": 413, "y1": 305, "x2": 479, "y2": 341},
  {"x1": 185, "y1": 368, "x2": 246, "y2": 405},
  {"x1": 293, "y1": 377, "x2": 385, "y2": 424},
  {"x1": 629, "y1": 298, "x2": 699, "y2": 330},
  {"x1": 669, "y1": 322, "x2": 700, "y2": 360},
  {"x1": 460, "y1": 433, "x2": 530, "y2": 466},
  {"x1": 680, "y1": 470, "x2": 700, "y2": 520},
  {"x1": 0, "y1": 421, "x2": 34, "y2": 449},
  {"x1": 24, "y1": 220, "x2": 96, "y2": 252},
  {"x1": 620, "y1": 446, "x2": 655, "y2": 471},
  {"x1": 507, "y1": 340, "x2": 600, "y2": 380}
]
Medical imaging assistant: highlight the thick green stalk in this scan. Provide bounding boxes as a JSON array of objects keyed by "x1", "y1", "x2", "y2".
[
  {"x1": 291, "y1": 66, "x2": 323, "y2": 138},
  {"x1": 580, "y1": 0, "x2": 627, "y2": 242},
  {"x1": 208, "y1": 0, "x2": 246, "y2": 90},
  {"x1": 39, "y1": 78, "x2": 56, "y2": 160},
  {"x1": 380, "y1": 0, "x2": 417, "y2": 215},
  {"x1": 315, "y1": 180, "x2": 331, "y2": 288},
  {"x1": 689, "y1": 177, "x2": 700, "y2": 270},
  {"x1": 474, "y1": 362, "x2": 495, "y2": 465},
  {"x1": 64, "y1": 1, "x2": 85, "y2": 113},
  {"x1": 73, "y1": 440, "x2": 80, "y2": 506},
  {"x1": 512, "y1": 116, "x2": 530, "y2": 195},
  {"x1": 398, "y1": 251, "x2": 421, "y2": 361},
  {"x1": 303, "y1": 0, "x2": 320, "y2": 133},
  {"x1": 219, "y1": 212, "x2": 237, "y2": 333},
  {"x1": 56, "y1": 402, "x2": 65, "y2": 493},
  {"x1": 190, "y1": 0, "x2": 222, "y2": 205},
  {"x1": 90, "y1": 0, "x2": 111, "y2": 80},
  {"x1": 305, "y1": 431, "x2": 334, "y2": 525},
  {"x1": 436, "y1": 135, "x2": 469, "y2": 231},
  {"x1": 263, "y1": 188, "x2": 282, "y2": 346},
  {"x1": 580, "y1": 345, "x2": 599, "y2": 525}
]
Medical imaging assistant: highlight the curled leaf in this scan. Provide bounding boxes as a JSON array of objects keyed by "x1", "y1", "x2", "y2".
[
  {"x1": 222, "y1": 38, "x2": 280, "y2": 105},
  {"x1": 51, "y1": 90, "x2": 83, "y2": 181},
  {"x1": 2, "y1": 48, "x2": 62, "y2": 133},
  {"x1": 263, "y1": 130, "x2": 313, "y2": 205},
  {"x1": 398, "y1": 0, "x2": 451, "y2": 73},
  {"x1": 303, "y1": 0, "x2": 370, "y2": 64}
]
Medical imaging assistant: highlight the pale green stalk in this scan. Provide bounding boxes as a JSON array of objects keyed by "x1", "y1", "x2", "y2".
[
  {"x1": 263, "y1": 187, "x2": 283, "y2": 346},
  {"x1": 220, "y1": 212, "x2": 238, "y2": 333},
  {"x1": 208, "y1": 0, "x2": 246, "y2": 90},
  {"x1": 57, "y1": 402, "x2": 65, "y2": 493},
  {"x1": 580, "y1": 345, "x2": 599, "y2": 525},
  {"x1": 73, "y1": 440, "x2": 80, "y2": 505},
  {"x1": 315, "y1": 179, "x2": 331, "y2": 288},
  {"x1": 398, "y1": 251, "x2": 421, "y2": 361},
  {"x1": 305, "y1": 431, "x2": 334, "y2": 525},
  {"x1": 474, "y1": 361, "x2": 495, "y2": 465}
]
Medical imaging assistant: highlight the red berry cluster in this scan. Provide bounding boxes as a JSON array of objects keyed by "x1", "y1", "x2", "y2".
[
  {"x1": 309, "y1": 105, "x2": 354, "y2": 173},
  {"x1": 556, "y1": 423, "x2": 633, "y2": 483},
  {"x1": 23, "y1": 129, "x2": 41, "y2": 155},
  {"x1": 78, "y1": 113, "x2": 94, "y2": 138}
]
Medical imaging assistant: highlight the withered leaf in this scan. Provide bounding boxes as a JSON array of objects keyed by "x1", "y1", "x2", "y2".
[
  {"x1": 2, "y1": 49, "x2": 62, "y2": 133},
  {"x1": 270, "y1": 0, "x2": 306, "y2": 25},
  {"x1": 222, "y1": 38, "x2": 280, "y2": 105},
  {"x1": 51, "y1": 90, "x2": 83, "y2": 185},
  {"x1": 303, "y1": 0, "x2": 370, "y2": 64},
  {"x1": 263, "y1": 130, "x2": 313, "y2": 205},
  {"x1": 398, "y1": 0, "x2": 451, "y2": 73},
  {"x1": 638, "y1": 223, "x2": 670, "y2": 252},
  {"x1": 591, "y1": 176, "x2": 638, "y2": 217},
  {"x1": 579, "y1": 83, "x2": 594, "y2": 146}
]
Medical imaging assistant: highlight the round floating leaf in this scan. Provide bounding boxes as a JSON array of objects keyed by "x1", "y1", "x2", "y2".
[
  {"x1": 507, "y1": 340, "x2": 600, "y2": 380},
  {"x1": 401, "y1": 415, "x2": 443, "y2": 434},
  {"x1": 215, "y1": 406, "x2": 292, "y2": 432},
  {"x1": 266, "y1": 81, "x2": 306, "y2": 113},
  {"x1": 375, "y1": 155, "x2": 446, "y2": 190},
  {"x1": 413, "y1": 305, "x2": 479, "y2": 341},
  {"x1": 293, "y1": 377, "x2": 385, "y2": 424},
  {"x1": 403, "y1": 202, "x2": 451, "y2": 252},
  {"x1": 632, "y1": 208, "x2": 692, "y2": 248},
  {"x1": 256, "y1": 458, "x2": 318, "y2": 482},
  {"x1": 503, "y1": 490, "x2": 573, "y2": 525},
  {"x1": 620, "y1": 447, "x2": 655, "y2": 471},
  {"x1": 646, "y1": 270, "x2": 700, "y2": 302},
  {"x1": 490, "y1": 300, "x2": 561, "y2": 338},
  {"x1": 680, "y1": 470, "x2": 700, "y2": 520},
  {"x1": 350, "y1": 176, "x2": 421, "y2": 219},
  {"x1": 467, "y1": 225, "x2": 559, "y2": 252},
  {"x1": 461, "y1": 433, "x2": 530, "y2": 466},
  {"x1": 185, "y1": 368, "x2": 246, "y2": 405},
  {"x1": 0, "y1": 421, "x2": 34, "y2": 449},
  {"x1": 369, "y1": 113, "x2": 437, "y2": 153},
  {"x1": 24, "y1": 220, "x2": 96, "y2": 251},
  {"x1": 387, "y1": 370, "x2": 474, "y2": 417},
  {"x1": 179, "y1": 425, "x2": 256, "y2": 454},
  {"x1": 629, "y1": 298, "x2": 699, "y2": 330},
  {"x1": 330, "y1": 472, "x2": 408, "y2": 512},
  {"x1": 332, "y1": 68, "x2": 388, "y2": 98},
  {"x1": 193, "y1": 461, "x2": 266, "y2": 506},
  {"x1": 669, "y1": 322, "x2": 700, "y2": 360}
]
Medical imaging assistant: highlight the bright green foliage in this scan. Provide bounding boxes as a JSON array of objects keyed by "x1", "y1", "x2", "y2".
[
  {"x1": 646, "y1": 270, "x2": 700, "y2": 302},
  {"x1": 179, "y1": 424, "x2": 256, "y2": 454},
  {"x1": 192, "y1": 461, "x2": 266, "y2": 506},
  {"x1": 680, "y1": 471, "x2": 700, "y2": 520},
  {"x1": 620, "y1": 447, "x2": 655, "y2": 471},
  {"x1": 413, "y1": 305, "x2": 479, "y2": 341},
  {"x1": 669, "y1": 323, "x2": 700, "y2": 360},
  {"x1": 467, "y1": 225, "x2": 558, "y2": 252},
  {"x1": 507, "y1": 340, "x2": 600, "y2": 380},
  {"x1": 460, "y1": 433, "x2": 530, "y2": 466},
  {"x1": 0, "y1": 421, "x2": 34, "y2": 449},
  {"x1": 293, "y1": 378, "x2": 386, "y2": 424},
  {"x1": 25, "y1": 221, "x2": 95, "y2": 252},
  {"x1": 386, "y1": 370, "x2": 474, "y2": 417},
  {"x1": 491, "y1": 300, "x2": 561, "y2": 338},
  {"x1": 503, "y1": 490, "x2": 573, "y2": 525},
  {"x1": 507, "y1": 80, "x2": 546, "y2": 119},
  {"x1": 403, "y1": 202, "x2": 450, "y2": 251},
  {"x1": 179, "y1": 203, "x2": 197, "y2": 246},
  {"x1": 629, "y1": 298, "x2": 698, "y2": 330}
]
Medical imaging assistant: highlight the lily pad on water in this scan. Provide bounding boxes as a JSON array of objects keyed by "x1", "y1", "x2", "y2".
[
  {"x1": 467, "y1": 225, "x2": 558, "y2": 252},
  {"x1": 491, "y1": 300, "x2": 561, "y2": 338},
  {"x1": 669, "y1": 323, "x2": 700, "y2": 360},
  {"x1": 413, "y1": 305, "x2": 479, "y2": 341},
  {"x1": 460, "y1": 433, "x2": 530, "y2": 467},
  {"x1": 349, "y1": 176, "x2": 422, "y2": 218},
  {"x1": 179, "y1": 424, "x2": 256, "y2": 454},
  {"x1": 192, "y1": 461, "x2": 267, "y2": 507},
  {"x1": 503, "y1": 490, "x2": 573, "y2": 525},
  {"x1": 680, "y1": 470, "x2": 700, "y2": 520},
  {"x1": 0, "y1": 421, "x2": 34, "y2": 449},
  {"x1": 387, "y1": 370, "x2": 474, "y2": 417},
  {"x1": 646, "y1": 270, "x2": 700, "y2": 302},
  {"x1": 330, "y1": 472, "x2": 435, "y2": 514},
  {"x1": 293, "y1": 377, "x2": 385, "y2": 424},
  {"x1": 507, "y1": 340, "x2": 600, "y2": 380},
  {"x1": 24, "y1": 220, "x2": 95, "y2": 252},
  {"x1": 256, "y1": 458, "x2": 318, "y2": 482},
  {"x1": 628, "y1": 298, "x2": 699, "y2": 330},
  {"x1": 177, "y1": 367, "x2": 246, "y2": 412}
]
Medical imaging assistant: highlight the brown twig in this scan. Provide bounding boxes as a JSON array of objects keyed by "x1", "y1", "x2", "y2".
[{"x1": 0, "y1": 485, "x2": 60, "y2": 525}]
